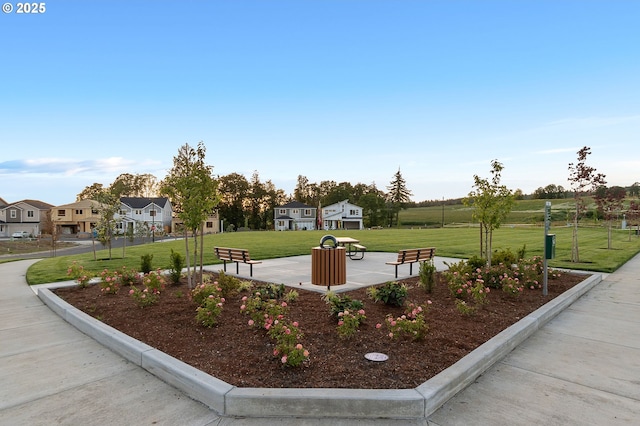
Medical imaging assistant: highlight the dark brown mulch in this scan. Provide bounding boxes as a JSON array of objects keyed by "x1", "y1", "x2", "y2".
[{"x1": 53, "y1": 271, "x2": 586, "y2": 389}]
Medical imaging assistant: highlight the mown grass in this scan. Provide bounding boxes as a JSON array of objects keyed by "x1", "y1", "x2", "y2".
[{"x1": 26, "y1": 226, "x2": 640, "y2": 285}]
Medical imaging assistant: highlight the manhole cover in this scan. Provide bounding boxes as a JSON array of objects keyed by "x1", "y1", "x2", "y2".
[{"x1": 364, "y1": 352, "x2": 388, "y2": 362}]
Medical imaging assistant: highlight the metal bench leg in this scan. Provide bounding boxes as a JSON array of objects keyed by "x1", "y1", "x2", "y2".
[
  {"x1": 236, "y1": 262, "x2": 239, "y2": 274},
  {"x1": 223, "y1": 260, "x2": 227, "y2": 272},
  {"x1": 249, "y1": 264, "x2": 253, "y2": 277},
  {"x1": 410, "y1": 262, "x2": 413, "y2": 276},
  {"x1": 395, "y1": 265, "x2": 398, "y2": 278}
]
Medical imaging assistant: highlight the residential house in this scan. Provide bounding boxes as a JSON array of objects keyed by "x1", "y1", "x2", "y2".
[
  {"x1": 51, "y1": 199, "x2": 102, "y2": 235},
  {"x1": 320, "y1": 199, "x2": 364, "y2": 230},
  {"x1": 118, "y1": 197, "x2": 173, "y2": 235},
  {"x1": 171, "y1": 211, "x2": 220, "y2": 235},
  {"x1": 0, "y1": 199, "x2": 54, "y2": 237},
  {"x1": 274, "y1": 201, "x2": 317, "y2": 231}
]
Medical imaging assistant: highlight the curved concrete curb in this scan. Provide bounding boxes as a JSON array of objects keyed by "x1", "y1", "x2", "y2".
[{"x1": 37, "y1": 273, "x2": 601, "y2": 420}]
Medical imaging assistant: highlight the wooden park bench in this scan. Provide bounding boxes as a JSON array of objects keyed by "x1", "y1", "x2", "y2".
[
  {"x1": 386, "y1": 247, "x2": 436, "y2": 278},
  {"x1": 214, "y1": 247, "x2": 262, "y2": 277}
]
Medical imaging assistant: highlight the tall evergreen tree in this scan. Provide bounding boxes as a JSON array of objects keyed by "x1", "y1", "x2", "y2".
[{"x1": 386, "y1": 168, "x2": 413, "y2": 227}]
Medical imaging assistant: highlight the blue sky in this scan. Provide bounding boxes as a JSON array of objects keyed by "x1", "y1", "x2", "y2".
[{"x1": 1, "y1": 0, "x2": 639, "y2": 206}]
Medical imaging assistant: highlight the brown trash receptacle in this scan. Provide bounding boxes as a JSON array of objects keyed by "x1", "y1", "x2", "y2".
[{"x1": 311, "y1": 246, "x2": 346, "y2": 287}]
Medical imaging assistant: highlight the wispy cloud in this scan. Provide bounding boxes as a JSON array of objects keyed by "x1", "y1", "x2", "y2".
[
  {"x1": 0, "y1": 157, "x2": 162, "y2": 176},
  {"x1": 543, "y1": 115, "x2": 640, "y2": 129}
]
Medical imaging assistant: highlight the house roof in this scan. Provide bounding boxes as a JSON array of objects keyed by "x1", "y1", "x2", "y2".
[
  {"x1": 120, "y1": 197, "x2": 170, "y2": 209},
  {"x1": 6, "y1": 199, "x2": 54, "y2": 210},
  {"x1": 278, "y1": 201, "x2": 315, "y2": 209}
]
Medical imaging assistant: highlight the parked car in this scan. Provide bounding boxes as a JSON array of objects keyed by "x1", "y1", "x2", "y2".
[{"x1": 11, "y1": 231, "x2": 29, "y2": 238}]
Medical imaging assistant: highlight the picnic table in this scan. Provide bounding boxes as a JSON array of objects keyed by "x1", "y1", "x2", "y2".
[{"x1": 335, "y1": 237, "x2": 367, "y2": 260}]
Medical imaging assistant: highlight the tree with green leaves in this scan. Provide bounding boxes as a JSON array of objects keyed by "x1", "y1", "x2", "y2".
[
  {"x1": 386, "y1": 168, "x2": 413, "y2": 227},
  {"x1": 464, "y1": 160, "x2": 514, "y2": 266},
  {"x1": 160, "y1": 142, "x2": 220, "y2": 288},
  {"x1": 92, "y1": 191, "x2": 121, "y2": 260},
  {"x1": 568, "y1": 146, "x2": 606, "y2": 262}
]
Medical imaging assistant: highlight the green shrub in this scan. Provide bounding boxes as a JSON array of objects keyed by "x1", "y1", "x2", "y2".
[
  {"x1": 419, "y1": 259, "x2": 436, "y2": 293},
  {"x1": 367, "y1": 281, "x2": 408, "y2": 306},
  {"x1": 467, "y1": 256, "x2": 485, "y2": 270},
  {"x1": 168, "y1": 249, "x2": 184, "y2": 285},
  {"x1": 140, "y1": 253, "x2": 153, "y2": 274},
  {"x1": 322, "y1": 291, "x2": 364, "y2": 317},
  {"x1": 216, "y1": 270, "x2": 243, "y2": 298},
  {"x1": 492, "y1": 248, "x2": 517, "y2": 266}
]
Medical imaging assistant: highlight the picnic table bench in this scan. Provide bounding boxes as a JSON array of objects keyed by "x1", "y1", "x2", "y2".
[
  {"x1": 386, "y1": 247, "x2": 436, "y2": 278},
  {"x1": 335, "y1": 237, "x2": 367, "y2": 260},
  {"x1": 214, "y1": 247, "x2": 262, "y2": 277}
]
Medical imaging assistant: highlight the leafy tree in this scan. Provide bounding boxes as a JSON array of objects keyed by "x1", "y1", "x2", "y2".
[
  {"x1": 595, "y1": 185, "x2": 626, "y2": 249},
  {"x1": 628, "y1": 182, "x2": 640, "y2": 197},
  {"x1": 217, "y1": 172, "x2": 250, "y2": 231},
  {"x1": 568, "y1": 146, "x2": 606, "y2": 262},
  {"x1": 464, "y1": 160, "x2": 514, "y2": 266},
  {"x1": 386, "y1": 168, "x2": 413, "y2": 227},
  {"x1": 76, "y1": 183, "x2": 105, "y2": 201},
  {"x1": 110, "y1": 173, "x2": 159, "y2": 198},
  {"x1": 92, "y1": 191, "x2": 121, "y2": 260},
  {"x1": 161, "y1": 142, "x2": 219, "y2": 288}
]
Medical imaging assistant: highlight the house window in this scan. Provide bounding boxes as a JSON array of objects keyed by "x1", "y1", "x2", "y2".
[
  {"x1": 119, "y1": 210, "x2": 127, "y2": 216},
  {"x1": 57, "y1": 210, "x2": 66, "y2": 216},
  {"x1": 277, "y1": 220, "x2": 285, "y2": 227},
  {"x1": 75, "y1": 209, "x2": 83, "y2": 215},
  {"x1": 10, "y1": 210, "x2": 16, "y2": 218},
  {"x1": 206, "y1": 222, "x2": 213, "y2": 229},
  {"x1": 304, "y1": 209, "x2": 311, "y2": 216},
  {"x1": 135, "y1": 209, "x2": 142, "y2": 215},
  {"x1": 279, "y1": 209, "x2": 286, "y2": 214},
  {"x1": 292, "y1": 209, "x2": 299, "y2": 214},
  {"x1": 150, "y1": 210, "x2": 157, "y2": 217},
  {"x1": 27, "y1": 211, "x2": 34, "y2": 218},
  {"x1": 91, "y1": 209, "x2": 98, "y2": 215},
  {"x1": 350, "y1": 209, "x2": 359, "y2": 216}
]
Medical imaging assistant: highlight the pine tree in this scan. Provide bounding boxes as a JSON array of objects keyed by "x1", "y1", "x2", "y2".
[{"x1": 386, "y1": 168, "x2": 412, "y2": 227}]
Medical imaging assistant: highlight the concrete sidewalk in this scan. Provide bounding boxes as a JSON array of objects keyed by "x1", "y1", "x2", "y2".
[{"x1": 1, "y1": 254, "x2": 639, "y2": 424}]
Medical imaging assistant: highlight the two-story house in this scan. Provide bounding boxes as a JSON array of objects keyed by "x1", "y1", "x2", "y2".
[
  {"x1": 0, "y1": 199, "x2": 54, "y2": 237},
  {"x1": 118, "y1": 197, "x2": 173, "y2": 235},
  {"x1": 274, "y1": 201, "x2": 317, "y2": 231},
  {"x1": 320, "y1": 199, "x2": 364, "y2": 230},
  {"x1": 51, "y1": 199, "x2": 103, "y2": 235}
]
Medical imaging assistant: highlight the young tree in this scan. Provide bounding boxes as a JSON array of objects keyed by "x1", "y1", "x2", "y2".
[
  {"x1": 595, "y1": 185, "x2": 626, "y2": 249},
  {"x1": 464, "y1": 160, "x2": 514, "y2": 266},
  {"x1": 568, "y1": 146, "x2": 606, "y2": 262},
  {"x1": 161, "y1": 142, "x2": 220, "y2": 288},
  {"x1": 92, "y1": 191, "x2": 121, "y2": 260},
  {"x1": 386, "y1": 168, "x2": 413, "y2": 227}
]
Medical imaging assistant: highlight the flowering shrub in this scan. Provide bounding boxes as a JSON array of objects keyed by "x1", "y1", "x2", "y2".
[
  {"x1": 216, "y1": 270, "x2": 243, "y2": 297},
  {"x1": 192, "y1": 281, "x2": 221, "y2": 306},
  {"x1": 336, "y1": 309, "x2": 366, "y2": 339},
  {"x1": 195, "y1": 294, "x2": 225, "y2": 327},
  {"x1": 381, "y1": 302, "x2": 430, "y2": 340},
  {"x1": 367, "y1": 281, "x2": 408, "y2": 306},
  {"x1": 129, "y1": 286, "x2": 159, "y2": 307},
  {"x1": 455, "y1": 299, "x2": 476, "y2": 315},
  {"x1": 501, "y1": 275, "x2": 524, "y2": 296},
  {"x1": 67, "y1": 261, "x2": 93, "y2": 288},
  {"x1": 141, "y1": 269, "x2": 166, "y2": 294},
  {"x1": 119, "y1": 266, "x2": 140, "y2": 286},
  {"x1": 99, "y1": 268, "x2": 121, "y2": 294},
  {"x1": 240, "y1": 287, "x2": 308, "y2": 367}
]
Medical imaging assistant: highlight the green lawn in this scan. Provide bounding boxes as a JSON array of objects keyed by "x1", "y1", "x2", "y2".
[{"x1": 26, "y1": 226, "x2": 640, "y2": 284}]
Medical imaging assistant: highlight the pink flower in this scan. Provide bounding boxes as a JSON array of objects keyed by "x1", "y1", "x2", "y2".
[
  {"x1": 248, "y1": 319, "x2": 254, "y2": 326},
  {"x1": 388, "y1": 332, "x2": 394, "y2": 338},
  {"x1": 241, "y1": 296, "x2": 247, "y2": 301},
  {"x1": 295, "y1": 343, "x2": 303, "y2": 350},
  {"x1": 129, "y1": 289, "x2": 134, "y2": 295},
  {"x1": 292, "y1": 321, "x2": 299, "y2": 327},
  {"x1": 240, "y1": 305, "x2": 246, "y2": 311},
  {"x1": 376, "y1": 323, "x2": 382, "y2": 329},
  {"x1": 303, "y1": 350, "x2": 309, "y2": 357},
  {"x1": 281, "y1": 355, "x2": 288, "y2": 364},
  {"x1": 273, "y1": 349, "x2": 279, "y2": 356},
  {"x1": 337, "y1": 320, "x2": 344, "y2": 326},
  {"x1": 281, "y1": 302, "x2": 287, "y2": 307},
  {"x1": 358, "y1": 309, "x2": 365, "y2": 315}
]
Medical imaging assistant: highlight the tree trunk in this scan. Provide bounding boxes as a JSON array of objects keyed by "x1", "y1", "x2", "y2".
[
  {"x1": 199, "y1": 223, "x2": 205, "y2": 280},
  {"x1": 184, "y1": 228, "x2": 192, "y2": 288}
]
